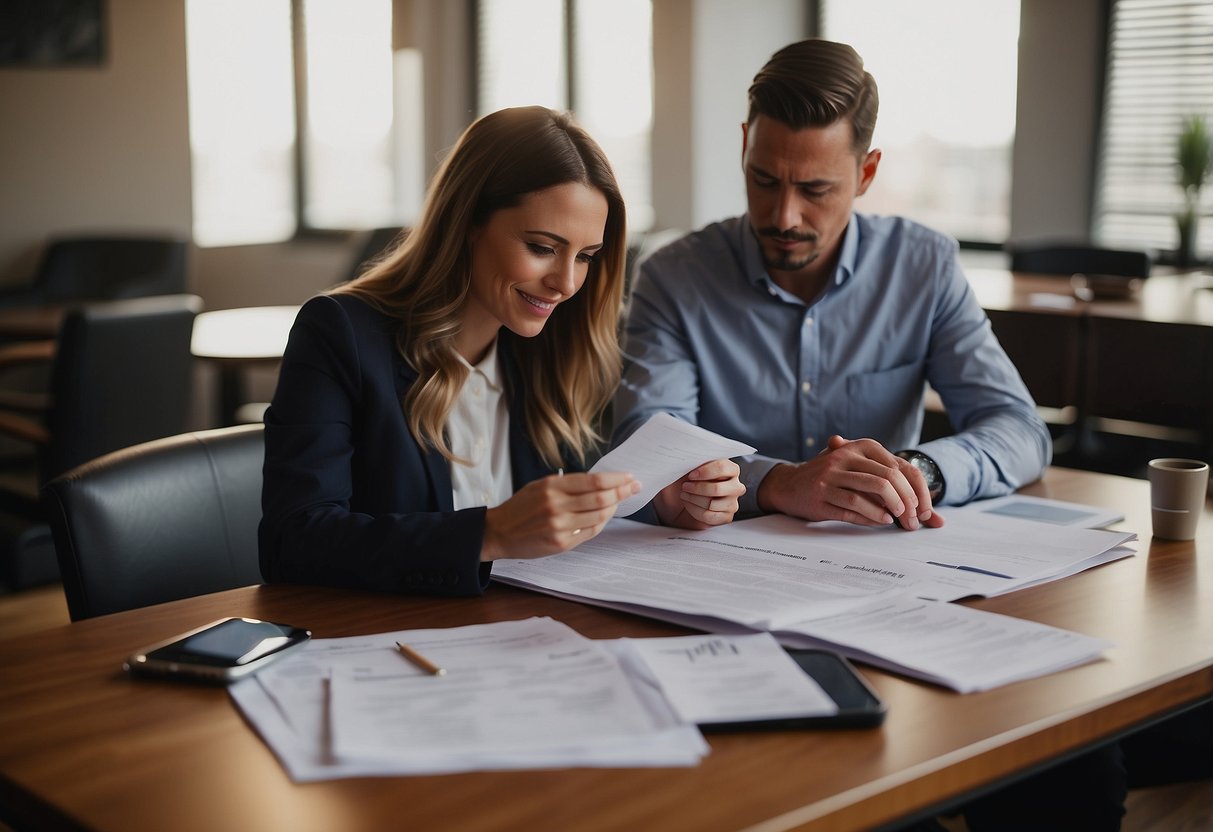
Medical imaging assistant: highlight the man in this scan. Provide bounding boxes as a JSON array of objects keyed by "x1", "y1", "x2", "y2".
[
  {"x1": 614, "y1": 39, "x2": 1130, "y2": 831},
  {"x1": 614, "y1": 38, "x2": 1050, "y2": 531}
]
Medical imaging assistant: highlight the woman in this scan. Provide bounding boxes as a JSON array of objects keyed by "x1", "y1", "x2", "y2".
[{"x1": 259, "y1": 106, "x2": 744, "y2": 595}]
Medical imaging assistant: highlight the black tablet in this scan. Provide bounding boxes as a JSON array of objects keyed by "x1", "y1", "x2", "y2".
[{"x1": 699, "y1": 649, "x2": 887, "y2": 732}]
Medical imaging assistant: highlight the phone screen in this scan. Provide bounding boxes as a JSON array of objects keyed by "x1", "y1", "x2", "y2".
[
  {"x1": 128, "y1": 618, "x2": 311, "y2": 682},
  {"x1": 148, "y1": 619, "x2": 302, "y2": 667}
]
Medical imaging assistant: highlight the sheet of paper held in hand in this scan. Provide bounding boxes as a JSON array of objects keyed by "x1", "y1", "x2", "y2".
[
  {"x1": 228, "y1": 617, "x2": 707, "y2": 782},
  {"x1": 590, "y1": 412, "x2": 755, "y2": 516}
]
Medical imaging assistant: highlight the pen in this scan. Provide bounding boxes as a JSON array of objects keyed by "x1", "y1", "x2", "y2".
[{"x1": 396, "y1": 641, "x2": 446, "y2": 676}]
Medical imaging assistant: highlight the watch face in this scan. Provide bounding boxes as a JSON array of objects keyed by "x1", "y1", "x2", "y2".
[{"x1": 899, "y1": 451, "x2": 943, "y2": 501}]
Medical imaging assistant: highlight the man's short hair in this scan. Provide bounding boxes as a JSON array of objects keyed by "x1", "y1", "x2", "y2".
[{"x1": 747, "y1": 39, "x2": 879, "y2": 155}]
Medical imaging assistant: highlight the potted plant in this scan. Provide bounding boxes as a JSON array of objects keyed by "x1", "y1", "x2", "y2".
[{"x1": 1176, "y1": 114, "x2": 1212, "y2": 267}]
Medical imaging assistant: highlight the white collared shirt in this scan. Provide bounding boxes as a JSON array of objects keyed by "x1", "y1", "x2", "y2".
[{"x1": 448, "y1": 339, "x2": 513, "y2": 511}]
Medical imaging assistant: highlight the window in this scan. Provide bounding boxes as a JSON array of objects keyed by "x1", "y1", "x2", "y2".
[
  {"x1": 821, "y1": 0, "x2": 1020, "y2": 246},
  {"x1": 1094, "y1": 0, "x2": 1213, "y2": 259},
  {"x1": 476, "y1": 0, "x2": 655, "y2": 231},
  {"x1": 186, "y1": 0, "x2": 422, "y2": 247},
  {"x1": 186, "y1": 0, "x2": 295, "y2": 247}
]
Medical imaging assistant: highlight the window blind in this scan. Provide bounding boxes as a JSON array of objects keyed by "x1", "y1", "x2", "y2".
[{"x1": 1094, "y1": 0, "x2": 1213, "y2": 258}]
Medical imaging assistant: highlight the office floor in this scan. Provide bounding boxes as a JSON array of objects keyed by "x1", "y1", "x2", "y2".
[{"x1": 0, "y1": 584, "x2": 1208, "y2": 831}]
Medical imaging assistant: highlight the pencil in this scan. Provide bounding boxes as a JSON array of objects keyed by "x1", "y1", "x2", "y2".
[{"x1": 395, "y1": 641, "x2": 446, "y2": 676}]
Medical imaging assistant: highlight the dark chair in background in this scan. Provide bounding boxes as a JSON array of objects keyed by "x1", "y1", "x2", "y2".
[
  {"x1": 0, "y1": 236, "x2": 189, "y2": 308},
  {"x1": 986, "y1": 309, "x2": 1085, "y2": 461},
  {"x1": 45, "y1": 424, "x2": 264, "y2": 620},
  {"x1": 344, "y1": 226, "x2": 407, "y2": 283},
  {"x1": 1001, "y1": 241, "x2": 1155, "y2": 470},
  {"x1": 0, "y1": 294, "x2": 202, "y2": 590},
  {"x1": 1078, "y1": 318, "x2": 1213, "y2": 477},
  {"x1": 1007, "y1": 241, "x2": 1152, "y2": 278}
]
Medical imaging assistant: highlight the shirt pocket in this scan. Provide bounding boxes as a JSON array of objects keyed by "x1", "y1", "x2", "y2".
[{"x1": 844, "y1": 362, "x2": 925, "y2": 444}]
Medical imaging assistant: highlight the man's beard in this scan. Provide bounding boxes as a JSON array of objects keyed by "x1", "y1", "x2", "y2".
[{"x1": 756, "y1": 227, "x2": 818, "y2": 272}]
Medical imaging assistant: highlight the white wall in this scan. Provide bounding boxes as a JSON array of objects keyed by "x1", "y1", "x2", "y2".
[
  {"x1": 0, "y1": 0, "x2": 192, "y2": 290},
  {"x1": 652, "y1": 0, "x2": 807, "y2": 232},
  {"x1": 1010, "y1": 0, "x2": 1104, "y2": 244},
  {"x1": 0, "y1": 0, "x2": 1107, "y2": 308}
]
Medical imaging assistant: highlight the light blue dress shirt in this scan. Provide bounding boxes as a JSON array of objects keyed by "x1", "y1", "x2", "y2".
[{"x1": 614, "y1": 213, "x2": 1051, "y2": 514}]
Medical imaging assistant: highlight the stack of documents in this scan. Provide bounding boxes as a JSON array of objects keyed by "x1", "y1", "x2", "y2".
[
  {"x1": 229, "y1": 617, "x2": 708, "y2": 782},
  {"x1": 492, "y1": 509, "x2": 1136, "y2": 693}
]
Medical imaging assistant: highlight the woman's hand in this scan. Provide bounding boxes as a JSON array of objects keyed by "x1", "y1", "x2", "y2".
[
  {"x1": 652, "y1": 458, "x2": 745, "y2": 530},
  {"x1": 481, "y1": 471, "x2": 640, "y2": 561}
]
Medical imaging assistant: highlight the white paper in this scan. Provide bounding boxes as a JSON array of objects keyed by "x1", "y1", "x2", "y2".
[
  {"x1": 230, "y1": 617, "x2": 708, "y2": 782},
  {"x1": 623, "y1": 633, "x2": 837, "y2": 724},
  {"x1": 493, "y1": 512, "x2": 1127, "y2": 691},
  {"x1": 947, "y1": 494, "x2": 1126, "y2": 529},
  {"x1": 590, "y1": 412, "x2": 756, "y2": 516},
  {"x1": 771, "y1": 595, "x2": 1114, "y2": 693},
  {"x1": 329, "y1": 619, "x2": 679, "y2": 761},
  {"x1": 702, "y1": 511, "x2": 1136, "y2": 595},
  {"x1": 497, "y1": 518, "x2": 915, "y2": 630}
]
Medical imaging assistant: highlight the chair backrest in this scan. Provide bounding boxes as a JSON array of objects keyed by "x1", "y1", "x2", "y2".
[
  {"x1": 1007, "y1": 242, "x2": 1152, "y2": 279},
  {"x1": 37, "y1": 236, "x2": 189, "y2": 304},
  {"x1": 345, "y1": 226, "x2": 406, "y2": 282},
  {"x1": 42, "y1": 294, "x2": 202, "y2": 483},
  {"x1": 43, "y1": 424, "x2": 265, "y2": 620}
]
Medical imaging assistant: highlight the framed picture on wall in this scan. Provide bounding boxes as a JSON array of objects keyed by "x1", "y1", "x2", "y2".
[{"x1": 0, "y1": 0, "x2": 106, "y2": 67}]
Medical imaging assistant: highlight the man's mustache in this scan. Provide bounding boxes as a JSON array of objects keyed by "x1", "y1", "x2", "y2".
[{"x1": 758, "y1": 228, "x2": 816, "y2": 243}]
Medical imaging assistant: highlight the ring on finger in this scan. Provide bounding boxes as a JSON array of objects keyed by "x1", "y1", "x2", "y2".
[{"x1": 572, "y1": 528, "x2": 582, "y2": 536}]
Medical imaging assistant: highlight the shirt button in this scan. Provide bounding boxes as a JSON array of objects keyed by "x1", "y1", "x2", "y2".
[
  {"x1": 801, "y1": 381, "x2": 811, "y2": 393},
  {"x1": 804, "y1": 318, "x2": 814, "y2": 327},
  {"x1": 805, "y1": 437, "x2": 816, "y2": 448}
]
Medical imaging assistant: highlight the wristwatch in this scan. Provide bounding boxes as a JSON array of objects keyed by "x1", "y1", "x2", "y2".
[{"x1": 895, "y1": 450, "x2": 945, "y2": 503}]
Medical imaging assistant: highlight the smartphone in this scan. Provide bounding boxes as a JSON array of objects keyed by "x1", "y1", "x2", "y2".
[
  {"x1": 124, "y1": 617, "x2": 311, "y2": 684},
  {"x1": 700, "y1": 649, "x2": 887, "y2": 732}
]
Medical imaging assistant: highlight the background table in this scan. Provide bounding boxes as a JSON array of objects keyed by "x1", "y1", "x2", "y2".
[
  {"x1": 0, "y1": 467, "x2": 1209, "y2": 832},
  {"x1": 190, "y1": 305, "x2": 299, "y2": 425},
  {"x1": 959, "y1": 269, "x2": 1213, "y2": 471}
]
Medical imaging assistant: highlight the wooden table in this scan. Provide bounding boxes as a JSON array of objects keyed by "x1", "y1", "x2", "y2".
[
  {"x1": 0, "y1": 468, "x2": 1209, "y2": 832},
  {"x1": 963, "y1": 268, "x2": 1213, "y2": 465},
  {"x1": 964, "y1": 266, "x2": 1213, "y2": 325},
  {"x1": 0, "y1": 305, "x2": 63, "y2": 340}
]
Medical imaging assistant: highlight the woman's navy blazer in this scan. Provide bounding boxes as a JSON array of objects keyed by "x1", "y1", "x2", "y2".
[{"x1": 259, "y1": 293, "x2": 559, "y2": 596}]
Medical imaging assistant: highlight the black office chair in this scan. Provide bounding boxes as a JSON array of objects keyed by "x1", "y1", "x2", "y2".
[
  {"x1": 0, "y1": 294, "x2": 202, "y2": 590},
  {"x1": 0, "y1": 235, "x2": 189, "y2": 308},
  {"x1": 44, "y1": 424, "x2": 265, "y2": 621},
  {"x1": 344, "y1": 226, "x2": 407, "y2": 283},
  {"x1": 1007, "y1": 241, "x2": 1152, "y2": 279}
]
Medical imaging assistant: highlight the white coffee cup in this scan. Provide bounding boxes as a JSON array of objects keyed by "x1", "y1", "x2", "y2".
[{"x1": 1148, "y1": 458, "x2": 1209, "y2": 541}]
